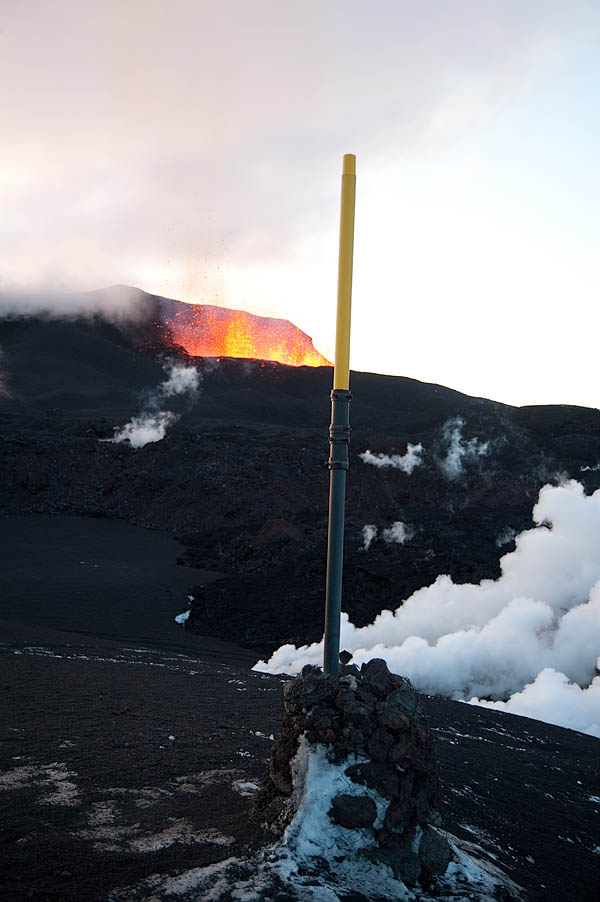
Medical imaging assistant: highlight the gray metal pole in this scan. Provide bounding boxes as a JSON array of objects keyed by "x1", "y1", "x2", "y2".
[{"x1": 323, "y1": 388, "x2": 351, "y2": 675}]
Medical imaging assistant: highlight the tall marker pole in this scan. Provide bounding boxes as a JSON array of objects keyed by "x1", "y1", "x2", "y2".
[{"x1": 323, "y1": 153, "x2": 356, "y2": 677}]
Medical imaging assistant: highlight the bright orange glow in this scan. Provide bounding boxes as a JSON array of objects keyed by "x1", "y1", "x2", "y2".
[{"x1": 161, "y1": 302, "x2": 331, "y2": 367}]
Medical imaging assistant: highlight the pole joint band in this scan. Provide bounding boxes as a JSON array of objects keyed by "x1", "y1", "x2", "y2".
[
  {"x1": 330, "y1": 389, "x2": 352, "y2": 402},
  {"x1": 329, "y1": 423, "x2": 351, "y2": 443},
  {"x1": 328, "y1": 459, "x2": 349, "y2": 470}
]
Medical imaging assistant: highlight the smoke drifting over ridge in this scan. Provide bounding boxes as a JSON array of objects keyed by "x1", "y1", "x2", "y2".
[
  {"x1": 256, "y1": 480, "x2": 600, "y2": 738},
  {"x1": 111, "y1": 361, "x2": 201, "y2": 448},
  {"x1": 0, "y1": 285, "x2": 155, "y2": 325}
]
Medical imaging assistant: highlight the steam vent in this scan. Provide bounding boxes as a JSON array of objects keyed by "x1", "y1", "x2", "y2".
[
  {"x1": 255, "y1": 658, "x2": 452, "y2": 888},
  {"x1": 159, "y1": 296, "x2": 330, "y2": 367}
]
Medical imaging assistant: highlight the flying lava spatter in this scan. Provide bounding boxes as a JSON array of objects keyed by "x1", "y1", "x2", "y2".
[{"x1": 159, "y1": 298, "x2": 330, "y2": 368}]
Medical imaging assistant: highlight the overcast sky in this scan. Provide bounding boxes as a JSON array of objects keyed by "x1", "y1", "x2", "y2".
[{"x1": 1, "y1": 0, "x2": 599, "y2": 407}]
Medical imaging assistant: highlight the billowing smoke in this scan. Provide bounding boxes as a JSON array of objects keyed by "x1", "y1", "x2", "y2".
[
  {"x1": 0, "y1": 285, "x2": 155, "y2": 326},
  {"x1": 360, "y1": 443, "x2": 423, "y2": 474},
  {"x1": 111, "y1": 362, "x2": 201, "y2": 449},
  {"x1": 255, "y1": 481, "x2": 600, "y2": 738},
  {"x1": 439, "y1": 416, "x2": 490, "y2": 480},
  {"x1": 362, "y1": 524, "x2": 378, "y2": 550},
  {"x1": 382, "y1": 521, "x2": 414, "y2": 545}
]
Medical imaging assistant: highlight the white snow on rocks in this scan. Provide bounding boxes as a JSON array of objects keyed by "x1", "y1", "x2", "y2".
[
  {"x1": 107, "y1": 740, "x2": 524, "y2": 900},
  {"x1": 232, "y1": 780, "x2": 260, "y2": 797}
]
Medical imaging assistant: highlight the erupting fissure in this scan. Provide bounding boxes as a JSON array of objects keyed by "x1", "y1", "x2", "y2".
[{"x1": 159, "y1": 297, "x2": 330, "y2": 368}]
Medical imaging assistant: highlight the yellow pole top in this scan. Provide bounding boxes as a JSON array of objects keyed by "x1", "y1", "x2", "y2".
[
  {"x1": 333, "y1": 154, "x2": 356, "y2": 391},
  {"x1": 342, "y1": 153, "x2": 356, "y2": 176}
]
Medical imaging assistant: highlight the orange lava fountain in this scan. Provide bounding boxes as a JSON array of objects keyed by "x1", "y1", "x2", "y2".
[{"x1": 161, "y1": 300, "x2": 331, "y2": 367}]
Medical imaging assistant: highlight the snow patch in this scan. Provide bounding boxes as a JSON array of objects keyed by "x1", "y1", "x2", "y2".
[
  {"x1": 232, "y1": 780, "x2": 260, "y2": 797},
  {"x1": 131, "y1": 821, "x2": 232, "y2": 853},
  {"x1": 108, "y1": 743, "x2": 523, "y2": 900},
  {"x1": 0, "y1": 761, "x2": 79, "y2": 807}
]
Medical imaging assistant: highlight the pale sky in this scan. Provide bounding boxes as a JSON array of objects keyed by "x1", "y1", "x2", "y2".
[{"x1": 1, "y1": 0, "x2": 599, "y2": 407}]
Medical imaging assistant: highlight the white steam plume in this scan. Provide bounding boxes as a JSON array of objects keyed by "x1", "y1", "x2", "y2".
[
  {"x1": 362, "y1": 524, "x2": 378, "y2": 550},
  {"x1": 439, "y1": 416, "x2": 490, "y2": 480},
  {"x1": 581, "y1": 463, "x2": 600, "y2": 472},
  {"x1": 111, "y1": 362, "x2": 201, "y2": 449},
  {"x1": 360, "y1": 443, "x2": 423, "y2": 474},
  {"x1": 255, "y1": 481, "x2": 600, "y2": 738},
  {"x1": 382, "y1": 521, "x2": 414, "y2": 545},
  {"x1": 112, "y1": 411, "x2": 178, "y2": 449},
  {"x1": 159, "y1": 364, "x2": 200, "y2": 397},
  {"x1": 0, "y1": 285, "x2": 153, "y2": 325},
  {"x1": 470, "y1": 668, "x2": 600, "y2": 736}
]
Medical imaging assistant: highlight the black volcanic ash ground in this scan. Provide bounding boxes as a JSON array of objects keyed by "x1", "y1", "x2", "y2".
[{"x1": 0, "y1": 296, "x2": 599, "y2": 899}]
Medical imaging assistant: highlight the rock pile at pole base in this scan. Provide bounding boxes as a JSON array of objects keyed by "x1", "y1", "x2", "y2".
[{"x1": 254, "y1": 657, "x2": 452, "y2": 888}]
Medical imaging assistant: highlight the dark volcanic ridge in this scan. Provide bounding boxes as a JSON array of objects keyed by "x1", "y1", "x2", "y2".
[
  {"x1": 1, "y1": 291, "x2": 599, "y2": 665},
  {"x1": 0, "y1": 284, "x2": 330, "y2": 369}
]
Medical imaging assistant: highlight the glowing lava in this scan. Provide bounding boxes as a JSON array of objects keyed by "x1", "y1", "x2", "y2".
[{"x1": 160, "y1": 299, "x2": 331, "y2": 367}]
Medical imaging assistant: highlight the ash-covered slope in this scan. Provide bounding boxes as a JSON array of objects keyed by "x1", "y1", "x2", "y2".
[
  {"x1": 0, "y1": 515, "x2": 598, "y2": 902},
  {"x1": 1, "y1": 612, "x2": 598, "y2": 902}
]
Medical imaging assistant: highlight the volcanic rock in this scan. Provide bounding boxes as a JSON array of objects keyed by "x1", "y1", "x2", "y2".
[
  {"x1": 419, "y1": 825, "x2": 453, "y2": 877},
  {"x1": 329, "y1": 794, "x2": 377, "y2": 829},
  {"x1": 250, "y1": 518, "x2": 305, "y2": 547},
  {"x1": 344, "y1": 761, "x2": 399, "y2": 798},
  {"x1": 361, "y1": 658, "x2": 395, "y2": 694},
  {"x1": 255, "y1": 658, "x2": 452, "y2": 888}
]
